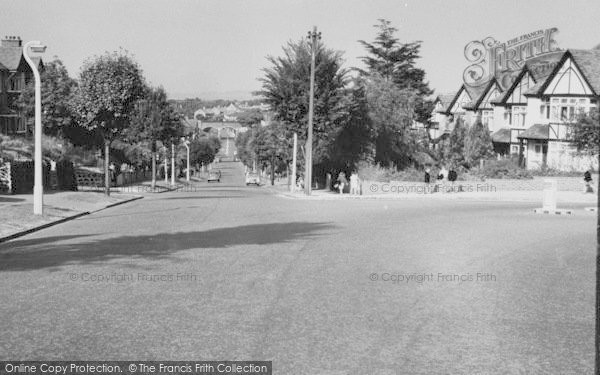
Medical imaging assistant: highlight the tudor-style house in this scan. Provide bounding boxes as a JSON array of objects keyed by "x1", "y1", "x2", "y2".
[
  {"x1": 435, "y1": 48, "x2": 599, "y2": 171},
  {"x1": 0, "y1": 36, "x2": 43, "y2": 136}
]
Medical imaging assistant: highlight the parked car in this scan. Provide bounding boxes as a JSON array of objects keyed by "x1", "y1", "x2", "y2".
[
  {"x1": 207, "y1": 170, "x2": 221, "y2": 182},
  {"x1": 245, "y1": 173, "x2": 260, "y2": 186}
]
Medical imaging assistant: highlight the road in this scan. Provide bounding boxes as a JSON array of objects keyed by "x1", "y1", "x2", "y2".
[{"x1": 0, "y1": 161, "x2": 595, "y2": 374}]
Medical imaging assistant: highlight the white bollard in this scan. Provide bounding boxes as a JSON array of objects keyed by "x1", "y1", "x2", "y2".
[{"x1": 542, "y1": 179, "x2": 557, "y2": 211}]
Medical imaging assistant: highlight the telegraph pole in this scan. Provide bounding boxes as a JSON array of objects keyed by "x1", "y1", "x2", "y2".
[
  {"x1": 291, "y1": 132, "x2": 297, "y2": 193},
  {"x1": 590, "y1": 111, "x2": 600, "y2": 374},
  {"x1": 305, "y1": 26, "x2": 321, "y2": 196}
]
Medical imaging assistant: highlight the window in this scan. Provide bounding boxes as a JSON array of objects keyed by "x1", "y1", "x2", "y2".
[
  {"x1": 534, "y1": 144, "x2": 542, "y2": 153},
  {"x1": 540, "y1": 98, "x2": 550, "y2": 119},
  {"x1": 551, "y1": 97, "x2": 590, "y2": 122},
  {"x1": 482, "y1": 110, "x2": 493, "y2": 127},
  {"x1": 512, "y1": 106, "x2": 527, "y2": 127},
  {"x1": 511, "y1": 145, "x2": 519, "y2": 154},
  {"x1": 8, "y1": 74, "x2": 24, "y2": 91}
]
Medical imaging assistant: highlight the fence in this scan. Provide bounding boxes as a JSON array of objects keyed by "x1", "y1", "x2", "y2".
[
  {"x1": 76, "y1": 169, "x2": 152, "y2": 190},
  {"x1": 0, "y1": 162, "x2": 10, "y2": 193}
]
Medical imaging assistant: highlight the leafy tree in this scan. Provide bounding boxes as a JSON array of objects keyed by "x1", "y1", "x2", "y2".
[
  {"x1": 570, "y1": 109, "x2": 600, "y2": 156},
  {"x1": 256, "y1": 38, "x2": 352, "y2": 174},
  {"x1": 325, "y1": 83, "x2": 375, "y2": 171},
  {"x1": 363, "y1": 74, "x2": 420, "y2": 168},
  {"x1": 464, "y1": 117, "x2": 494, "y2": 168},
  {"x1": 252, "y1": 123, "x2": 290, "y2": 185},
  {"x1": 18, "y1": 59, "x2": 78, "y2": 138},
  {"x1": 442, "y1": 117, "x2": 468, "y2": 168},
  {"x1": 358, "y1": 19, "x2": 433, "y2": 127},
  {"x1": 189, "y1": 135, "x2": 221, "y2": 168},
  {"x1": 73, "y1": 51, "x2": 145, "y2": 195},
  {"x1": 234, "y1": 130, "x2": 255, "y2": 168},
  {"x1": 127, "y1": 86, "x2": 180, "y2": 188},
  {"x1": 236, "y1": 108, "x2": 264, "y2": 127}
]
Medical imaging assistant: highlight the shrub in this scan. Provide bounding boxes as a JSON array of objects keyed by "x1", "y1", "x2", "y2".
[
  {"x1": 473, "y1": 158, "x2": 533, "y2": 179},
  {"x1": 356, "y1": 161, "x2": 426, "y2": 182},
  {"x1": 530, "y1": 167, "x2": 591, "y2": 177}
]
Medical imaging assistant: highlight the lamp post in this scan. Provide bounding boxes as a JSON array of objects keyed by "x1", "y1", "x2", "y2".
[
  {"x1": 171, "y1": 142, "x2": 175, "y2": 186},
  {"x1": 182, "y1": 137, "x2": 190, "y2": 182},
  {"x1": 305, "y1": 26, "x2": 320, "y2": 196},
  {"x1": 23, "y1": 41, "x2": 46, "y2": 215}
]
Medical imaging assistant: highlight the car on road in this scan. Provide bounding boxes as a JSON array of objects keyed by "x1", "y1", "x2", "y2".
[
  {"x1": 245, "y1": 173, "x2": 260, "y2": 186},
  {"x1": 207, "y1": 170, "x2": 221, "y2": 182}
]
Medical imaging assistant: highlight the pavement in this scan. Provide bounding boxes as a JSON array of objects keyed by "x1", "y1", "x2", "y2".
[
  {"x1": 0, "y1": 190, "x2": 143, "y2": 242},
  {"x1": 0, "y1": 161, "x2": 596, "y2": 373},
  {"x1": 266, "y1": 180, "x2": 598, "y2": 207}
]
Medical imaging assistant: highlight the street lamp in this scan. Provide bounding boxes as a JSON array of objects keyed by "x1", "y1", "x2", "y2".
[
  {"x1": 23, "y1": 40, "x2": 46, "y2": 215},
  {"x1": 182, "y1": 137, "x2": 190, "y2": 182},
  {"x1": 171, "y1": 142, "x2": 175, "y2": 186},
  {"x1": 305, "y1": 27, "x2": 321, "y2": 196}
]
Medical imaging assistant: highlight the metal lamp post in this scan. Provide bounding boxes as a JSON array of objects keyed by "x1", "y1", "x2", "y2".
[
  {"x1": 182, "y1": 137, "x2": 190, "y2": 182},
  {"x1": 23, "y1": 41, "x2": 46, "y2": 215},
  {"x1": 171, "y1": 142, "x2": 175, "y2": 186},
  {"x1": 305, "y1": 27, "x2": 321, "y2": 196}
]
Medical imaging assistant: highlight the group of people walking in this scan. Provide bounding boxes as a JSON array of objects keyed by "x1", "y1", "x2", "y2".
[{"x1": 334, "y1": 172, "x2": 360, "y2": 195}]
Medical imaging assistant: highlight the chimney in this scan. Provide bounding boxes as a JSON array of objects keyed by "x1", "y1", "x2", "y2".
[{"x1": 1, "y1": 36, "x2": 22, "y2": 48}]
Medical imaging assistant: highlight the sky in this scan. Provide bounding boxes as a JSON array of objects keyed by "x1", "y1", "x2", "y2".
[{"x1": 2, "y1": 0, "x2": 599, "y2": 100}]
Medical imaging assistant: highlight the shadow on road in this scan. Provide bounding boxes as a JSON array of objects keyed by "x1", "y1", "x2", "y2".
[
  {"x1": 161, "y1": 196, "x2": 246, "y2": 200},
  {"x1": 0, "y1": 196, "x2": 25, "y2": 203},
  {"x1": 0, "y1": 222, "x2": 336, "y2": 271}
]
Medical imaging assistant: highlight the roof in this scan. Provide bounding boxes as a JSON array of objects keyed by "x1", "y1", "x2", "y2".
[
  {"x1": 524, "y1": 49, "x2": 600, "y2": 96},
  {"x1": 0, "y1": 45, "x2": 22, "y2": 70},
  {"x1": 524, "y1": 51, "x2": 565, "y2": 82},
  {"x1": 517, "y1": 124, "x2": 549, "y2": 140},
  {"x1": 491, "y1": 128, "x2": 511, "y2": 143},
  {"x1": 462, "y1": 80, "x2": 497, "y2": 110},
  {"x1": 433, "y1": 92, "x2": 457, "y2": 113},
  {"x1": 570, "y1": 49, "x2": 600, "y2": 94}
]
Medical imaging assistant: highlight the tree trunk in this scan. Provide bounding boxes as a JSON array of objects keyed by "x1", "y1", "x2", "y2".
[
  {"x1": 270, "y1": 155, "x2": 275, "y2": 186},
  {"x1": 151, "y1": 151, "x2": 156, "y2": 189},
  {"x1": 104, "y1": 139, "x2": 110, "y2": 196}
]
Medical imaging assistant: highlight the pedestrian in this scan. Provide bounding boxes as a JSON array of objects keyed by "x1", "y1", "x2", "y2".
[
  {"x1": 424, "y1": 167, "x2": 431, "y2": 193},
  {"x1": 448, "y1": 168, "x2": 458, "y2": 192},
  {"x1": 438, "y1": 165, "x2": 448, "y2": 182},
  {"x1": 584, "y1": 170, "x2": 594, "y2": 193},
  {"x1": 109, "y1": 162, "x2": 116, "y2": 186},
  {"x1": 350, "y1": 172, "x2": 360, "y2": 195},
  {"x1": 337, "y1": 172, "x2": 348, "y2": 195}
]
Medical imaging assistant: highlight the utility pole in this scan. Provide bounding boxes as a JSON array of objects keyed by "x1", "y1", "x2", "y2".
[
  {"x1": 305, "y1": 26, "x2": 321, "y2": 196},
  {"x1": 594, "y1": 111, "x2": 600, "y2": 374},
  {"x1": 291, "y1": 132, "x2": 297, "y2": 193}
]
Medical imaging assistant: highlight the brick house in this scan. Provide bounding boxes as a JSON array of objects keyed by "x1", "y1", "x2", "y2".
[{"x1": 0, "y1": 36, "x2": 43, "y2": 136}]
